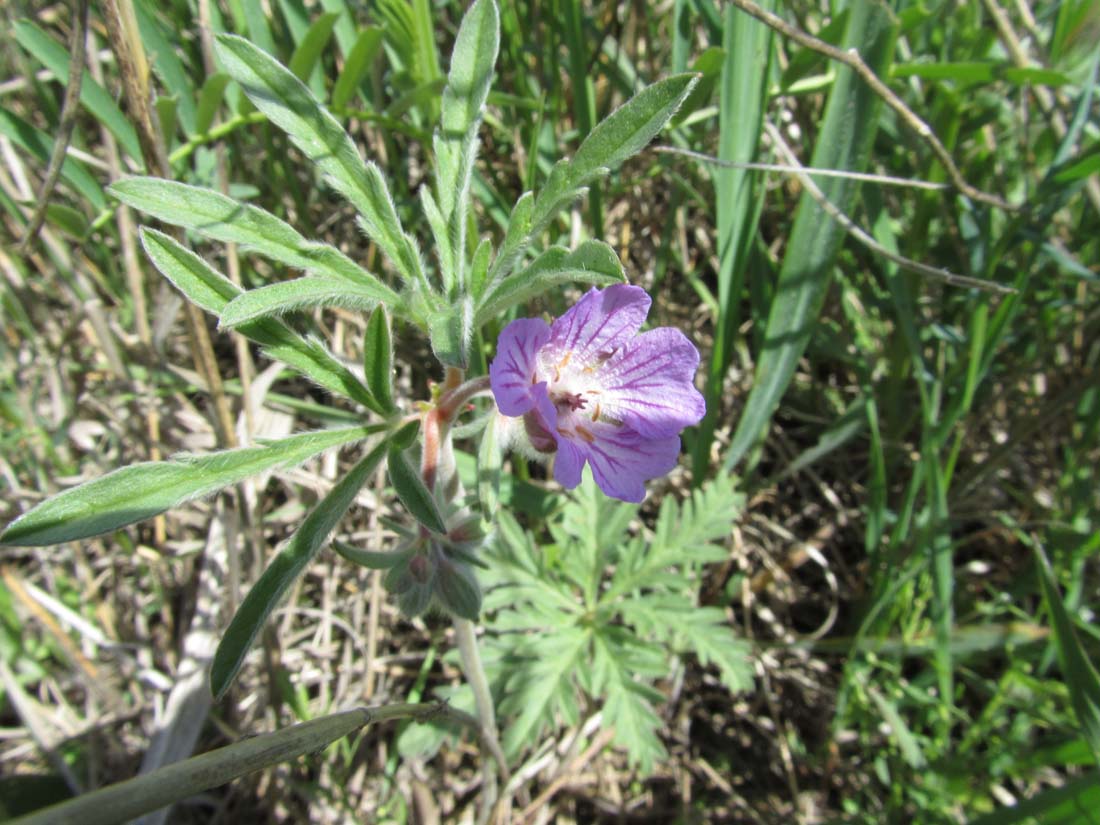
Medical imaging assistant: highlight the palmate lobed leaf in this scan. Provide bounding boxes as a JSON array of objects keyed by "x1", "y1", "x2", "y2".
[
  {"x1": 1, "y1": 426, "x2": 381, "y2": 547},
  {"x1": 212, "y1": 440, "x2": 388, "y2": 698},
  {"x1": 140, "y1": 229, "x2": 382, "y2": 412},
  {"x1": 111, "y1": 178, "x2": 399, "y2": 306},
  {"x1": 214, "y1": 33, "x2": 424, "y2": 287}
]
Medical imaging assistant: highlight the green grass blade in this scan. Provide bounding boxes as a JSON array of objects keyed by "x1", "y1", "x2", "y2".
[
  {"x1": 332, "y1": 26, "x2": 384, "y2": 110},
  {"x1": 287, "y1": 12, "x2": 341, "y2": 83},
  {"x1": 134, "y1": 0, "x2": 198, "y2": 136},
  {"x1": 0, "y1": 107, "x2": 106, "y2": 210},
  {"x1": 211, "y1": 440, "x2": 387, "y2": 698},
  {"x1": 1, "y1": 427, "x2": 378, "y2": 547},
  {"x1": 691, "y1": 1, "x2": 773, "y2": 480},
  {"x1": 1035, "y1": 543, "x2": 1100, "y2": 767},
  {"x1": 722, "y1": 2, "x2": 897, "y2": 472},
  {"x1": 214, "y1": 34, "x2": 425, "y2": 288},
  {"x1": 13, "y1": 20, "x2": 143, "y2": 164}
]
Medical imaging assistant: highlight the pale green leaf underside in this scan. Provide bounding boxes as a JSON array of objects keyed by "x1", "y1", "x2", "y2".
[
  {"x1": 212, "y1": 440, "x2": 387, "y2": 699},
  {"x1": 111, "y1": 178, "x2": 399, "y2": 306},
  {"x1": 1, "y1": 426, "x2": 380, "y2": 546},
  {"x1": 140, "y1": 229, "x2": 381, "y2": 411},
  {"x1": 219, "y1": 277, "x2": 386, "y2": 327}
]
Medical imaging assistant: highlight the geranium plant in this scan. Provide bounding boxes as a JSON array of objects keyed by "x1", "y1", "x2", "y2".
[{"x1": 0, "y1": 1, "x2": 748, "y2": 819}]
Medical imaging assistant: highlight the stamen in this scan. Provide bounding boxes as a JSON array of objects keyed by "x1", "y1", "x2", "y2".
[{"x1": 574, "y1": 425, "x2": 596, "y2": 443}]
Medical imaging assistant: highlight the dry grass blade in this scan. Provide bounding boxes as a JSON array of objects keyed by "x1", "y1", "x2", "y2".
[
  {"x1": 18, "y1": 0, "x2": 89, "y2": 253},
  {"x1": 729, "y1": 0, "x2": 1016, "y2": 211},
  {"x1": 763, "y1": 122, "x2": 1016, "y2": 294},
  {"x1": 656, "y1": 145, "x2": 949, "y2": 191}
]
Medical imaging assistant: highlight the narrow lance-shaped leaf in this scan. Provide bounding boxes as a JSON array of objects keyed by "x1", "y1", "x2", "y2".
[
  {"x1": 0, "y1": 426, "x2": 380, "y2": 547},
  {"x1": 387, "y1": 447, "x2": 447, "y2": 534},
  {"x1": 1036, "y1": 544, "x2": 1100, "y2": 767},
  {"x1": 211, "y1": 440, "x2": 387, "y2": 698},
  {"x1": 484, "y1": 190, "x2": 533, "y2": 290},
  {"x1": 110, "y1": 178, "x2": 399, "y2": 305},
  {"x1": 140, "y1": 228, "x2": 382, "y2": 411},
  {"x1": 434, "y1": 0, "x2": 500, "y2": 291},
  {"x1": 476, "y1": 240, "x2": 626, "y2": 325},
  {"x1": 219, "y1": 277, "x2": 386, "y2": 328},
  {"x1": 214, "y1": 34, "x2": 424, "y2": 288},
  {"x1": 528, "y1": 74, "x2": 697, "y2": 237},
  {"x1": 364, "y1": 307, "x2": 397, "y2": 413}
]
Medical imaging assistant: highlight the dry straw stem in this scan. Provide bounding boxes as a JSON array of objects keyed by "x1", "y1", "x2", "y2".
[
  {"x1": 980, "y1": 0, "x2": 1100, "y2": 217},
  {"x1": 18, "y1": 0, "x2": 89, "y2": 253},
  {"x1": 763, "y1": 123, "x2": 1015, "y2": 294},
  {"x1": 660, "y1": 139, "x2": 1015, "y2": 294},
  {"x1": 729, "y1": 0, "x2": 1016, "y2": 212},
  {"x1": 101, "y1": 0, "x2": 237, "y2": 447}
]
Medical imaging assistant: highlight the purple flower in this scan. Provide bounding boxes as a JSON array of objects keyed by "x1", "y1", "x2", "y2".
[{"x1": 489, "y1": 284, "x2": 705, "y2": 503}]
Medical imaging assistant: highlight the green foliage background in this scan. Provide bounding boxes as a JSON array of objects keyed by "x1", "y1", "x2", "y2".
[{"x1": 0, "y1": 0, "x2": 1097, "y2": 822}]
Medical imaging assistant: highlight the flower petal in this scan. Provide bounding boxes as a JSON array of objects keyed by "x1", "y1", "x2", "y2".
[
  {"x1": 552, "y1": 438, "x2": 585, "y2": 490},
  {"x1": 546, "y1": 284, "x2": 650, "y2": 366},
  {"x1": 559, "y1": 423, "x2": 681, "y2": 503},
  {"x1": 490, "y1": 318, "x2": 551, "y2": 416},
  {"x1": 599, "y1": 328, "x2": 706, "y2": 437}
]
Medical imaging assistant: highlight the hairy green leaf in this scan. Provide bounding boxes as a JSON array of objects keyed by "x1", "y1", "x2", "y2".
[
  {"x1": 476, "y1": 240, "x2": 625, "y2": 325},
  {"x1": 529, "y1": 74, "x2": 697, "y2": 234},
  {"x1": 1, "y1": 427, "x2": 379, "y2": 547},
  {"x1": 140, "y1": 229, "x2": 381, "y2": 410},
  {"x1": 363, "y1": 307, "x2": 397, "y2": 413},
  {"x1": 219, "y1": 277, "x2": 385, "y2": 327},
  {"x1": 428, "y1": 296, "x2": 473, "y2": 369},
  {"x1": 214, "y1": 34, "x2": 424, "y2": 286},
  {"x1": 111, "y1": 178, "x2": 399, "y2": 305},
  {"x1": 387, "y1": 448, "x2": 447, "y2": 534},
  {"x1": 212, "y1": 440, "x2": 386, "y2": 698}
]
